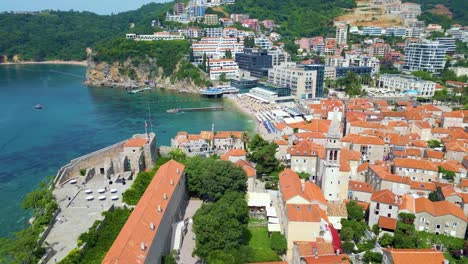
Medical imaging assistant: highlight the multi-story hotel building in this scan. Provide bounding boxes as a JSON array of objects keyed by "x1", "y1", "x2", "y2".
[
  {"x1": 378, "y1": 74, "x2": 436, "y2": 97},
  {"x1": 403, "y1": 42, "x2": 447, "y2": 73}
]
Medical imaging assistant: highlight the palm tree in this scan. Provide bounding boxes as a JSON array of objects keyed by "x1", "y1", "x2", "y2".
[{"x1": 241, "y1": 132, "x2": 250, "y2": 150}]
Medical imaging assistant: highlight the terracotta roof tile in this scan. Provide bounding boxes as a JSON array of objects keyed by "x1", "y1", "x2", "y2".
[
  {"x1": 235, "y1": 159, "x2": 256, "y2": 177},
  {"x1": 301, "y1": 255, "x2": 350, "y2": 264},
  {"x1": 214, "y1": 131, "x2": 243, "y2": 139},
  {"x1": 348, "y1": 180, "x2": 373, "y2": 193},
  {"x1": 103, "y1": 160, "x2": 185, "y2": 264},
  {"x1": 275, "y1": 139, "x2": 289, "y2": 146},
  {"x1": 410, "y1": 181, "x2": 436, "y2": 191},
  {"x1": 279, "y1": 169, "x2": 326, "y2": 205},
  {"x1": 288, "y1": 141, "x2": 325, "y2": 159},
  {"x1": 341, "y1": 134, "x2": 384, "y2": 145},
  {"x1": 393, "y1": 158, "x2": 438, "y2": 171},
  {"x1": 123, "y1": 138, "x2": 148, "y2": 148},
  {"x1": 378, "y1": 216, "x2": 397, "y2": 230},
  {"x1": 383, "y1": 248, "x2": 445, "y2": 264},
  {"x1": 357, "y1": 162, "x2": 369, "y2": 173},
  {"x1": 286, "y1": 204, "x2": 328, "y2": 222},
  {"x1": 371, "y1": 189, "x2": 398, "y2": 205},
  {"x1": 415, "y1": 197, "x2": 467, "y2": 221},
  {"x1": 415, "y1": 121, "x2": 432, "y2": 129},
  {"x1": 340, "y1": 148, "x2": 362, "y2": 172},
  {"x1": 425, "y1": 150, "x2": 444, "y2": 159}
]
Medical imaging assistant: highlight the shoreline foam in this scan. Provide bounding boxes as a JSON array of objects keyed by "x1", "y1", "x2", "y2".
[{"x1": 0, "y1": 60, "x2": 87, "y2": 66}]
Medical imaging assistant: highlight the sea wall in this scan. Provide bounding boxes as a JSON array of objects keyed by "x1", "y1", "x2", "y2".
[{"x1": 54, "y1": 141, "x2": 126, "y2": 186}]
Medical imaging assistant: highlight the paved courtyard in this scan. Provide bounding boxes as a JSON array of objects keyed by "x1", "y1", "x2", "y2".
[
  {"x1": 178, "y1": 199, "x2": 203, "y2": 264},
  {"x1": 44, "y1": 172, "x2": 133, "y2": 263}
]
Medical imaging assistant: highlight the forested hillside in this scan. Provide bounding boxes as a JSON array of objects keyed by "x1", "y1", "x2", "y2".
[
  {"x1": 403, "y1": 0, "x2": 468, "y2": 27},
  {"x1": 225, "y1": 0, "x2": 356, "y2": 37},
  {"x1": 0, "y1": 2, "x2": 172, "y2": 61}
]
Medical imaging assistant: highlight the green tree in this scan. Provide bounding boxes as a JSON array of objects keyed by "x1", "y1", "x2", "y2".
[
  {"x1": 248, "y1": 141, "x2": 280, "y2": 175},
  {"x1": 193, "y1": 192, "x2": 249, "y2": 259},
  {"x1": 270, "y1": 232, "x2": 287, "y2": 255},
  {"x1": 346, "y1": 200, "x2": 365, "y2": 221},
  {"x1": 219, "y1": 72, "x2": 228, "y2": 82},
  {"x1": 372, "y1": 224, "x2": 380, "y2": 236},
  {"x1": 427, "y1": 139, "x2": 442, "y2": 149},
  {"x1": 186, "y1": 157, "x2": 247, "y2": 201},
  {"x1": 363, "y1": 251, "x2": 383, "y2": 264},
  {"x1": 168, "y1": 148, "x2": 187, "y2": 162},
  {"x1": 379, "y1": 233, "x2": 394, "y2": 247},
  {"x1": 341, "y1": 227, "x2": 354, "y2": 241},
  {"x1": 428, "y1": 187, "x2": 444, "y2": 202},
  {"x1": 341, "y1": 241, "x2": 355, "y2": 254},
  {"x1": 241, "y1": 132, "x2": 250, "y2": 150},
  {"x1": 394, "y1": 221, "x2": 418, "y2": 248},
  {"x1": 399, "y1": 212, "x2": 416, "y2": 224},
  {"x1": 341, "y1": 71, "x2": 363, "y2": 97}
]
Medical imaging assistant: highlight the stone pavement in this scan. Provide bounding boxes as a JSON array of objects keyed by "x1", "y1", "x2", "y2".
[
  {"x1": 44, "y1": 172, "x2": 133, "y2": 263},
  {"x1": 178, "y1": 199, "x2": 203, "y2": 264}
]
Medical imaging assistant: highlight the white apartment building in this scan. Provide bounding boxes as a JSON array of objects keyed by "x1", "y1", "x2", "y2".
[
  {"x1": 125, "y1": 32, "x2": 185, "y2": 41},
  {"x1": 403, "y1": 42, "x2": 447, "y2": 73},
  {"x1": 268, "y1": 48, "x2": 290, "y2": 66},
  {"x1": 254, "y1": 37, "x2": 273, "y2": 50},
  {"x1": 209, "y1": 59, "x2": 239, "y2": 80},
  {"x1": 192, "y1": 37, "x2": 244, "y2": 63},
  {"x1": 378, "y1": 74, "x2": 436, "y2": 97},
  {"x1": 205, "y1": 27, "x2": 223, "y2": 38},
  {"x1": 335, "y1": 22, "x2": 348, "y2": 45},
  {"x1": 268, "y1": 62, "x2": 319, "y2": 99}
]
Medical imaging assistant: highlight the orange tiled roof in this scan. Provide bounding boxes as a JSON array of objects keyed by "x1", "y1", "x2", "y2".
[
  {"x1": 301, "y1": 255, "x2": 350, "y2": 264},
  {"x1": 444, "y1": 110, "x2": 468, "y2": 118},
  {"x1": 415, "y1": 197, "x2": 467, "y2": 221},
  {"x1": 378, "y1": 216, "x2": 397, "y2": 230},
  {"x1": 296, "y1": 131, "x2": 327, "y2": 139},
  {"x1": 357, "y1": 162, "x2": 369, "y2": 173},
  {"x1": 383, "y1": 248, "x2": 445, "y2": 264},
  {"x1": 461, "y1": 179, "x2": 468, "y2": 188},
  {"x1": 393, "y1": 158, "x2": 438, "y2": 171},
  {"x1": 123, "y1": 138, "x2": 148, "y2": 148},
  {"x1": 348, "y1": 180, "x2": 373, "y2": 193},
  {"x1": 214, "y1": 131, "x2": 243, "y2": 139},
  {"x1": 103, "y1": 160, "x2": 185, "y2": 264},
  {"x1": 294, "y1": 240, "x2": 335, "y2": 257},
  {"x1": 371, "y1": 189, "x2": 398, "y2": 205},
  {"x1": 341, "y1": 134, "x2": 385, "y2": 145},
  {"x1": 286, "y1": 204, "x2": 328, "y2": 222},
  {"x1": 411, "y1": 140, "x2": 427, "y2": 148},
  {"x1": 340, "y1": 148, "x2": 362, "y2": 172},
  {"x1": 414, "y1": 121, "x2": 431, "y2": 129},
  {"x1": 235, "y1": 159, "x2": 256, "y2": 177},
  {"x1": 275, "y1": 139, "x2": 288, "y2": 146},
  {"x1": 425, "y1": 150, "x2": 444, "y2": 159},
  {"x1": 288, "y1": 141, "x2": 325, "y2": 159},
  {"x1": 275, "y1": 122, "x2": 287, "y2": 130},
  {"x1": 410, "y1": 181, "x2": 436, "y2": 191},
  {"x1": 279, "y1": 169, "x2": 326, "y2": 205}
]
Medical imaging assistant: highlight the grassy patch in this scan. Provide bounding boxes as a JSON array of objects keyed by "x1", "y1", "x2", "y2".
[
  {"x1": 247, "y1": 227, "x2": 281, "y2": 262},
  {"x1": 122, "y1": 157, "x2": 170, "y2": 205}
]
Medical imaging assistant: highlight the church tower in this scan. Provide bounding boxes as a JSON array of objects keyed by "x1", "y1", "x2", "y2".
[{"x1": 321, "y1": 108, "x2": 343, "y2": 201}]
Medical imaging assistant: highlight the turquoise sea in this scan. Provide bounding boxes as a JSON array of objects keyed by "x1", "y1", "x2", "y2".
[{"x1": 0, "y1": 64, "x2": 254, "y2": 237}]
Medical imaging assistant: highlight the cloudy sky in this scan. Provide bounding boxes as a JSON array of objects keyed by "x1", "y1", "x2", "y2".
[{"x1": 0, "y1": 0, "x2": 169, "y2": 15}]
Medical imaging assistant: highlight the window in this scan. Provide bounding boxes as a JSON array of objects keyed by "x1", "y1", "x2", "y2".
[
  {"x1": 420, "y1": 217, "x2": 425, "y2": 223},
  {"x1": 389, "y1": 205, "x2": 392, "y2": 209},
  {"x1": 453, "y1": 222, "x2": 458, "y2": 228},
  {"x1": 387, "y1": 213, "x2": 391, "y2": 217},
  {"x1": 436, "y1": 224, "x2": 441, "y2": 229}
]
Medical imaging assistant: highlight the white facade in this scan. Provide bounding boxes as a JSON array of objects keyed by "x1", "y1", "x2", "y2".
[
  {"x1": 404, "y1": 42, "x2": 447, "y2": 73},
  {"x1": 268, "y1": 62, "x2": 319, "y2": 99},
  {"x1": 192, "y1": 37, "x2": 244, "y2": 62},
  {"x1": 255, "y1": 37, "x2": 273, "y2": 50},
  {"x1": 335, "y1": 22, "x2": 348, "y2": 45},
  {"x1": 378, "y1": 74, "x2": 436, "y2": 97},
  {"x1": 208, "y1": 59, "x2": 239, "y2": 80},
  {"x1": 126, "y1": 32, "x2": 185, "y2": 41}
]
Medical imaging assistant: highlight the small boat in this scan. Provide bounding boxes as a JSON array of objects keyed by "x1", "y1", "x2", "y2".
[{"x1": 35, "y1": 104, "x2": 43, "y2": 109}]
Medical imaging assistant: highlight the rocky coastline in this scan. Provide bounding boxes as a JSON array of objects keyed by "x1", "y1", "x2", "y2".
[{"x1": 84, "y1": 57, "x2": 208, "y2": 94}]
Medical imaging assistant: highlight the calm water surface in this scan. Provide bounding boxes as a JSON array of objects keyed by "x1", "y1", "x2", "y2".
[{"x1": 0, "y1": 64, "x2": 253, "y2": 237}]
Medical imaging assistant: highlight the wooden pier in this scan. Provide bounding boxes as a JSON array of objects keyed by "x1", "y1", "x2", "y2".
[{"x1": 166, "y1": 106, "x2": 224, "y2": 113}]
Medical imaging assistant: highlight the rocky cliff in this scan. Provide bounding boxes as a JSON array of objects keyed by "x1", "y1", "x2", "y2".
[{"x1": 84, "y1": 54, "x2": 210, "y2": 94}]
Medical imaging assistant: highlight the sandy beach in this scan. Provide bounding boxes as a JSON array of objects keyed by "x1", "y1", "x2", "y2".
[
  {"x1": 0, "y1": 60, "x2": 87, "y2": 66},
  {"x1": 225, "y1": 95, "x2": 277, "y2": 141}
]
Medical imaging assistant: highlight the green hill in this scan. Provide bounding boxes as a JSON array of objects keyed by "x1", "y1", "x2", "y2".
[
  {"x1": 225, "y1": 0, "x2": 356, "y2": 37},
  {"x1": 403, "y1": 0, "x2": 468, "y2": 27},
  {"x1": 0, "y1": 2, "x2": 172, "y2": 61}
]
